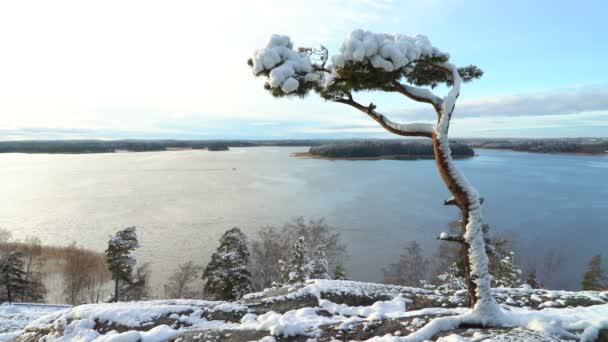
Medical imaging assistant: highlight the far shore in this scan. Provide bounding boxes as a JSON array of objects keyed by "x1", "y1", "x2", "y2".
[{"x1": 291, "y1": 151, "x2": 474, "y2": 161}]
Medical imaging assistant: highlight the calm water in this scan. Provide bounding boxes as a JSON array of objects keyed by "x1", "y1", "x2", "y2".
[{"x1": 1, "y1": 147, "x2": 606, "y2": 292}]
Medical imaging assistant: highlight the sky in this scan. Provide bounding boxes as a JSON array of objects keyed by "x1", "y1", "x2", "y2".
[{"x1": 0, "y1": 0, "x2": 607, "y2": 140}]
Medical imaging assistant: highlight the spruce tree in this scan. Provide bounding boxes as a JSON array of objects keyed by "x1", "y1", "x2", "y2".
[
  {"x1": 310, "y1": 245, "x2": 330, "y2": 280},
  {"x1": 281, "y1": 236, "x2": 310, "y2": 284},
  {"x1": 333, "y1": 264, "x2": 347, "y2": 280},
  {"x1": 202, "y1": 227, "x2": 253, "y2": 300},
  {"x1": 106, "y1": 226, "x2": 139, "y2": 302},
  {"x1": 526, "y1": 268, "x2": 540, "y2": 289},
  {"x1": 582, "y1": 254, "x2": 606, "y2": 290},
  {"x1": 0, "y1": 252, "x2": 33, "y2": 303},
  {"x1": 492, "y1": 253, "x2": 522, "y2": 288}
]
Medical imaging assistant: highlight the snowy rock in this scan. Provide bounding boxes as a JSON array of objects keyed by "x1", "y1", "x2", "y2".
[{"x1": 8, "y1": 280, "x2": 608, "y2": 341}]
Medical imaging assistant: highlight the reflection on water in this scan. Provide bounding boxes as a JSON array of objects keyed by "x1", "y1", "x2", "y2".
[{"x1": 0, "y1": 147, "x2": 606, "y2": 292}]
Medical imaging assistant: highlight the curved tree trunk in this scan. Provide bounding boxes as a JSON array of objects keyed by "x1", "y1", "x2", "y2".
[
  {"x1": 431, "y1": 65, "x2": 497, "y2": 313},
  {"x1": 432, "y1": 131, "x2": 477, "y2": 307}
]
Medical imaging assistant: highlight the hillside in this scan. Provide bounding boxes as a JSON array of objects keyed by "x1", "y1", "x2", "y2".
[{"x1": 5, "y1": 280, "x2": 608, "y2": 341}]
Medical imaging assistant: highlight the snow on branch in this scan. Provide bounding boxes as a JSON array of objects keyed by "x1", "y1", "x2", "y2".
[
  {"x1": 437, "y1": 232, "x2": 464, "y2": 243},
  {"x1": 444, "y1": 196, "x2": 484, "y2": 206},
  {"x1": 334, "y1": 97, "x2": 435, "y2": 138}
]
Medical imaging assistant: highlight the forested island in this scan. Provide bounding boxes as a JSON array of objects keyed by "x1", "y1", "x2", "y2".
[
  {"x1": 304, "y1": 140, "x2": 475, "y2": 159},
  {"x1": 458, "y1": 138, "x2": 608, "y2": 155}
]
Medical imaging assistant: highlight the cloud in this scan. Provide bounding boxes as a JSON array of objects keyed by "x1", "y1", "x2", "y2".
[{"x1": 390, "y1": 87, "x2": 608, "y2": 120}]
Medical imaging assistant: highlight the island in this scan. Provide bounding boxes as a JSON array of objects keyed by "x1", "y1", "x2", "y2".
[
  {"x1": 296, "y1": 140, "x2": 475, "y2": 160},
  {"x1": 458, "y1": 138, "x2": 608, "y2": 155}
]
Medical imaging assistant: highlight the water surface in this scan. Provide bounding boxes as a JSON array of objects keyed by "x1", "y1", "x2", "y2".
[{"x1": 1, "y1": 147, "x2": 606, "y2": 292}]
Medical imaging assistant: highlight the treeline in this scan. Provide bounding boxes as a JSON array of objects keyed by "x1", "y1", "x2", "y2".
[
  {"x1": 309, "y1": 140, "x2": 474, "y2": 158},
  {"x1": 0, "y1": 140, "x2": 253, "y2": 154},
  {"x1": 0, "y1": 139, "x2": 328, "y2": 154},
  {"x1": 460, "y1": 138, "x2": 608, "y2": 154}
]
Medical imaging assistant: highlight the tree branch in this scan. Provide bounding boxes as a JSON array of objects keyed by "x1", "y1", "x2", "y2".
[
  {"x1": 444, "y1": 196, "x2": 484, "y2": 206},
  {"x1": 391, "y1": 81, "x2": 443, "y2": 113},
  {"x1": 437, "y1": 233, "x2": 464, "y2": 244},
  {"x1": 334, "y1": 96, "x2": 434, "y2": 138}
]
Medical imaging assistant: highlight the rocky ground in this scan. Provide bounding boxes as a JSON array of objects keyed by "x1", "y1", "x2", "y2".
[{"x1": 6, "y1": 280, "x2": 608, "y2": 341}]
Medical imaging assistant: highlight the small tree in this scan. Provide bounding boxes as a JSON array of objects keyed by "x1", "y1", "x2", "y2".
[
  {"x1": 165, "y1": 261, "x2": 202, "y2": 299},
  {"x1": 383, "y1": 241, "x2": 429, "y2": 287},
  {"x1": 436, "y1": 262, "x2": 467, "y2": 291},
  {"x1": 249, "y1": 30, "x2": 494, "y2": 311},
  {"x1": 250, "y1": 217, "x2": 346, "y2": 290},
  {"x1": 106, "y1": 226, "x2": 139, "y2": 302},
  {"x1": 492, "y1": 253, "x2": 522, "y2": 288},
  {"x1": 202, "y1": 227, "x2": 253, "y2": 300},
  {"x1": 63, "y1": 243, "x2": 97, "y2": 304},
  {"x1": 526, "y1": 267, "x2": 540, "y2": 289},
  {"x1": 309, "y1": 245, "x2": 330, "y2": 280},
  {"x1": 121, "y1": 263, "x2": 151, "y2": 301},
  {"x1": 281, "y1": 236, "x2": 310, "y2": 284},
  {"x1": 333, "y1": 264, "x2": 347, "y2": 280},
  {"x1": 582, "y1": 254, "x2": 606, "y2": 291}
]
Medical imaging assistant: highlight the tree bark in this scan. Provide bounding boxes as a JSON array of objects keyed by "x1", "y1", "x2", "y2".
[{"x1": 432, "y1": 131, "x2": 477, "y2": 306}]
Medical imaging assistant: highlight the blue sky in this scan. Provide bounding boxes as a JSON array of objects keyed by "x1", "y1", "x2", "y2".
[{"x1": 0, "y1": 0, "x2": 606, "y2": 140}]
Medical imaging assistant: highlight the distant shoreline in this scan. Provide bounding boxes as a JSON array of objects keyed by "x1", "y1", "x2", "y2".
[
  {"x1": 474, "y1": 147, "x2": 608, "y2": 156},
  {"x1": 291, "y1": 151, "x2": 474, "y2": 161}
]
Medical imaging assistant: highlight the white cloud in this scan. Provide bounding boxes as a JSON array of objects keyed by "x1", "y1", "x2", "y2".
[{"x1": 389, "y1": 87, "x2": 608, "y2": 120}]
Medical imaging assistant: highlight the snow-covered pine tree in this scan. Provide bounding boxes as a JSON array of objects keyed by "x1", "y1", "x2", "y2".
[
  {"x1": 310, "y1": 245, "x2": 330, "y2": 279},
  {"x1": 281, "y1": 236, "x2": 310, "y2": 284},
  {"x1": 0, "y1": 252, "x2": 32, "y2": 303},
  {"x1": 581, "y1": 254, "x2": 606, "y2": 290},
  {"x1": 248, "y1": 30, "x2": 495, "y2": 311},
  {"x1": 383, "y1": 241, "x2": 429, "y2": 287},
  {"x1": 333, "y1": 264, "x2": 347, "y2": 280},
  {"x1": 202, "y1": 227, "x2": 253, "y2": 300},
  {"x1": 492, "y1": 252, "x2": 522, "y2": 288},
  {"x1": 105, "y1": 226, "x2": 139, "y2": 302},
  {"x1": 526, "y1": 268, "x2": 540, "y2": 289},
  {"x1": 436, "y1": 262, "x2": 467, "y2": 291}
]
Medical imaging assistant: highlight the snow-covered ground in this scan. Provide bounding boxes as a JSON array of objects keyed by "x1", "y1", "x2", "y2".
[
  {"x1": 0, "y1": 303, "x2": 71, "y2": 341},
  {"x1": 4, "y1": 280, "x2": 608, "y2": 341}
]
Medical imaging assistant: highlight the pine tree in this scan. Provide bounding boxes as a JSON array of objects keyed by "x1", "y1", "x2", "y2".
[
  {"x1": 526, "y1": 268, "x2": 540, "y2": 289},
  {"x1": 106, "y1": 226, "x2": 139, "y2": 302},
  {"x1": 0, "y1": 252, "x2": 35, "y2": 303},
  {"x1": 202, "y1": 227, "x2": 253, "y2": 300},
  {"x1": 493, "y1": 253, "x2": 522, "y2": 288},
  {"x1": 310, "y1": 245, "x2": 330, "y2": 280},
  {"x1": 248, "y1": 30, "x2": 493, "y2": 309},
  {"x1": 582, "y1": 254, "x2": 606, "y2": 290},
  {"x1": 333, "y1": 264, "x2": 347, "y2": 280},
  {"x1": 281, "y1": 236, "x2": 310, "y2": 284}
]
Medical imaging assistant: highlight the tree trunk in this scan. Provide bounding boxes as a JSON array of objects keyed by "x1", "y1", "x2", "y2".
[
  {"x1": 432, "y1": 133, "x2": 477, "y2": 306},
  {"x1": 6, "y1": 282, "x2": 12, "y2": 304},
  {"x1": 114, "y1": 278, "x2": 119, "y2": 302}
]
